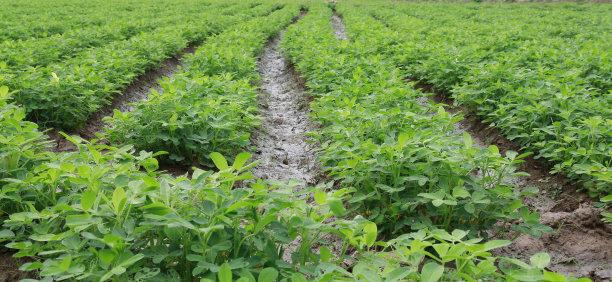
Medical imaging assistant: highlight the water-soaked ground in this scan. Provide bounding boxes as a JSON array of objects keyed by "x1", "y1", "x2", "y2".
[
  {"x1": 331, "y1": 12, "x2": 348, "y2": 40},
  {"x1": 252, "y1": 30, "x2": 319, "y2": 189}
]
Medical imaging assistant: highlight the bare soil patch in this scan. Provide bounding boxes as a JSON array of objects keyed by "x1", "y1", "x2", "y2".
[
  {"x1": 252, "y1": 13, "x2": 320, "y2": 189},
  {"x1": 0, "y1": 249, "x2": 31, "y2": 282},
  {"x1": 331, "y1": 11, "x2": 348, "y2": 40},
  {"x1": 410, "y1": 79, "x2": 612, "y2": 280}
]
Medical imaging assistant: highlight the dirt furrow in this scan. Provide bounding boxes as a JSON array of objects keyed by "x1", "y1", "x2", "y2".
[
  {"x1": 252, "y1": 24, "x2": 319, "y2": 189},
  {"x1": 331, "y1": 11, "x2": 348, "y2": 40},
  {"x1": 412, "y1": 80, "x2": 612, "y2": 280}
]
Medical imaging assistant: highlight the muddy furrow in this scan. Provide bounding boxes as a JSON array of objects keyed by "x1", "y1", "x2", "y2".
[
  {"x1": 412, "y1": 80, "x2": 612, "y2": 280},
  {"x1": 46, "y1": 45, "x2": 198, "y2": 152},
  {"x1": 252, "y1": 24, "x2": 319, "y2": 189},
  {"x1": 331, "y1": 11, "x2": 348, "y2": 40}
]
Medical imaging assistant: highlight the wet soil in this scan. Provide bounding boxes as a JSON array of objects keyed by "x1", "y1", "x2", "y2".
[
  {"x1": 252, "y1": 22, "x2": 320, "y2": 189},
  {"x1": 0, "y1": 249, "x2": 30, "y2": 282},
  {"x1": 411, "y1": 79, "x2": 612, "y2": 280},
  {"x1": 331, "y1": 11, "x2": 348, "y2": 40}
]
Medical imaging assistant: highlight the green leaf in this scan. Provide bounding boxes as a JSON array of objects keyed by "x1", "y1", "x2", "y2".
[
  {"x1": 233, "y1": 152, "x2": 252, "y2": 170},
  {"x1": 463, "y1": 132, "x2": 473, "y2": 148},
  {"x1": 0, "y1": 85, "x2": 9, "y2": 99},
  {"x1": 483, "y1": 240, "x2": 511, "y2": 251},
  {"x1": 385, "y1": 267, "x2": 411, "y2": 282},
  {"x1": 420, "y1": 262, "x2": 443, "y2": 282},
  {"x1": 59, "y1": 255, "x2": 71, "y2": 271},
  {"x1": 319, "y1": 246, "x2": 332, "y2": 262},
  {"x1": 0, "y1": 230, "x2": 15, "y2": 239},
  {"x1": 291, "y1": 273, "x2": 308, "y2": 282},
  {"x1": 601, "y1": 195, "x2": 612, "y2": 202},
  {"x1": 258, "y1": 267, "x2": 278, "y2": 282},
  {"x1": 328, "y1": 197, "x2": 346, "y2": 216},
  {"x1": 398, "y1": 132, "x2": 411, "y2": 147},
  {"x1": 363, "y1": 222, "x2": 377, "y2": 247},
  {"x1": 530, "y1": 252, "x2": 550, "y2": 269},
  {"x1": 81, "y1": 190, "x2": 96, "y2": 211},
  {"x1": 210, "y1": 152, "x2": 229, "y2": 170},
  {"x1": 314, "y1": 190, "x2": 327, "y2": 205},
  {"x1": 353, "y1": 263, "x2": 381, "y2": 282},
  {"x1": 542, "y1": 271, "x2": 567, "y2": 282},
  {"x1": 452, "y1": 187, "x2": 470, "y2": 198},
  {"x1": 112, "y1": 187, "x2": 127, "y2": 214},
  {"x1": 140, "y1": 202, "x2": 172, "y2": 216},
  {"x1": 218, "y1": 263, "x2": 232, "y2": 282},
  {"x1": 101, "y1": 266, "x2": 127, "y2": 281}
]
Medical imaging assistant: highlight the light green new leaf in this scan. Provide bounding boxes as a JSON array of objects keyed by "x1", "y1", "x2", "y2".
[
  {"x1": 218, "y1": 263, "x2": 232, "y2": 282},
  {"x1": 363, "y1": 222, "x2": 377, "y2": 247},
  {"x1": 420, "y1": 262, "x2": 444, "y2": 282},
  {"x1": 112, "y1": 187, "x2": 127, "y2": 215},
  {"x1": 328, "y1": 197, "x2": 346, "y2": 216},
  {"x1": 258, "y1": 267, "x2": 278, "y2": 282},
  {"x1": 210, "y1": 152, "x2": 229, "y2": 170},
  {"x1": 530, "y1": 252, "x2": 550, "y2": 269},
  {"x1": 233, "y1": 152, "x2": 252, "y2": 170},
  {"x1": 81, "y1": 190, "x2": 96, "y2": 211}
]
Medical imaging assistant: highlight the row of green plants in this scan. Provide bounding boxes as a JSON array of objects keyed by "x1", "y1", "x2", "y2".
[
  {"x1": 283, "y1": 5, "x2": 584, "y2": 280},
  {"x1": 349, "y1": 1, "x2": 610, "y2": 196},
  {"x1": 1, "y1": 84, "x2": 365, "y2": 281},
  {"x1": 0, "y1": 1, "x2": 276, "y2": 131},
  {"x1": 0, "y1": 1, "x2": 215, "y2": 69},
  {"x1": 0, "y1": 0, "x2": 166, "y2": 41},
  {"x1": 0, "y1": 7, "x2": 588, "y2": 279},
  {"x1": 283, "y1": 3, "x2": 548, "y2": 239},
  {"x1": 0, "y1": 2, "x2": 593, "y2": 280},
  {"x1": 103, "y1": 3, "x2": 298, "y2": 166}
]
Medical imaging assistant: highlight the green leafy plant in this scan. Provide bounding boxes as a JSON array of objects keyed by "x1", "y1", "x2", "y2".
[
  {"x1": 282, "y1": 5, "x2": 548, "y2": 239},
  {"x1": 357, "y1": 1, "x2": 611, "y2": 196}
]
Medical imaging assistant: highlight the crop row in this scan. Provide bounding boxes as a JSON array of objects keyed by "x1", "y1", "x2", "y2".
[
  {"x1": 0, "y1": 0, "x2": 214, "y2": 42},
  {"x1": 0, "y1": 1, "x2": 215, "y2": 69},
  {"x1": 282, "y1": 5, "x2": 581, "y2": 280},
  {"x1": 0, "y1": 1, "x2": 598, "y2": 280},
  {"x1": 283, "y1": 4, "x2": 548, "y2": 239},
  {"x1": 0, "y1": 1, "x2": 136, "y2": 41},
  {"x1": 345, "y1": 1, "x2": 611, "y2": 196},
  {"x1": 0, "y1": 5, "x2": 360, "y2": 282},
  {"x1": 103, "y1": 4, "x2": 300, "y2": 166},
  {"x1": 1, "y1": 2, "x2": 276, "y2": 130}
]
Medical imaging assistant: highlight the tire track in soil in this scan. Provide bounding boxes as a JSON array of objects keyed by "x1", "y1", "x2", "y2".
[
  {"x1": 252, "y1": 14, "x2": 320, "y2": 189},
  {"x1": 412, "y1": 80, "x2": 612, "y2": 281},
  {"x1": 47, "y1": 44, "x2": 198, "y2": 152}
]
